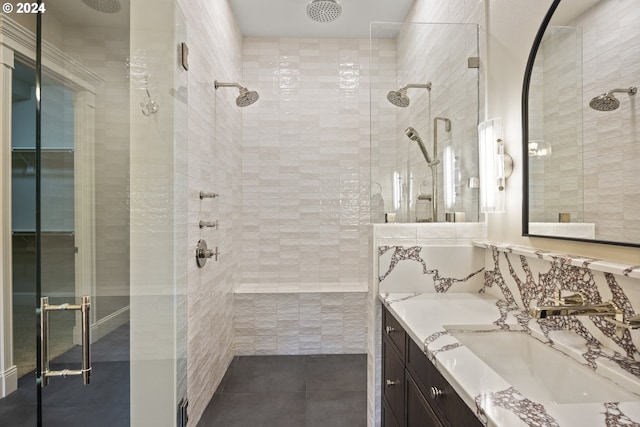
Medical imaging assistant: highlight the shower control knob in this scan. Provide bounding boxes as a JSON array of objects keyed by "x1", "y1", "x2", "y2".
[{"x1": 196, "y1": 240, "x2": 219, "y2": 267}]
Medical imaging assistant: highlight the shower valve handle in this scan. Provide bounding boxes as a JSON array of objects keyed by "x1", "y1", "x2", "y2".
[{"x1": 196, "y1": 240, "x2": 219, "y2": 267}]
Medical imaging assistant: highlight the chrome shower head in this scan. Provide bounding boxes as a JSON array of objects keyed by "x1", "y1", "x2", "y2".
[
  {"x1": 589, "y1": 87, "x2": 636, "y2": 111},
  {"x1": 307, "y1": 0, "x2": 342, "y2": 23},
  {"x1": 215, "y1": 81, "x2": 260, "y2": 107},
  {"x1": 387, "y1": 89, "x2": 410, "y2": 107},
  {"x1": 237, "y1": 87, "x2": 260, "y2": 107},
  {"x1": 387, "y1": 83, "x2": 432, "y2": 108},
  {"x1": 81, "y1": 0, "x2": 121, "y2": 13}
]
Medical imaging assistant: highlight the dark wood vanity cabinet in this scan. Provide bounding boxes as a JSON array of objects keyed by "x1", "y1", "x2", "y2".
[{"x1": 382, "y1": 307, "x2": 482, "y2": 427}]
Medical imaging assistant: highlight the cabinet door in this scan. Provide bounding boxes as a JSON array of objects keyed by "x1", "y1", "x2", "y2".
[
  {"x1": 383, "y1": 339, "x2": 405, "y2": 425},
  {"x1": 383, "y1": 401, "x2": 401, "y2": 427},
  {"x1": 406, "y1": 374, "x2": 444, "y2": 427}
]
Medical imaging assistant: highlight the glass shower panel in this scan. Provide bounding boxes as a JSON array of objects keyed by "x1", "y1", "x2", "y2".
[
  {"x1": 38, "y1": 1, "x2": 132, "y2": 425},
  {"x1": 0, "y1": 0, "x2": 186, "y2": 425},
  {"x1": 370, "y1": 22, "x2": 480, "y2": 223}
]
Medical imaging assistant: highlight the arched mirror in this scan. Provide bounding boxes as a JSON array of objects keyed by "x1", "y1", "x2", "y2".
[{"x1": 522, "y1": 0, "x2": 640, "y2": 248}]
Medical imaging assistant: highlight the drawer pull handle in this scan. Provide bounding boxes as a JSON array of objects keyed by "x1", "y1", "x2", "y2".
[
  {"x1": 385, "y1": 326, "x2": 396, "y2": 334},
  {"x1": 386, "y1": 379, "x2": 398, "y2": 387},
  {"x1": 430, "y1": 386, "x2": 443, "y2": 399}
]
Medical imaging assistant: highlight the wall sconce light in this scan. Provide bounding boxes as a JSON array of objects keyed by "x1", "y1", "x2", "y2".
[
  {"x1": 478, "y1": 118, "x2": 513, "y2": 212},
  {"x1": 392, "y1": 171, "x2": 402, "y2": 211},
  {"x1": 443, "y1": 146, "x2": 456, "y2": 209}
]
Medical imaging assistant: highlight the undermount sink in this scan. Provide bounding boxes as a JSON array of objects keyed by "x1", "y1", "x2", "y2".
[{"x1": 449, "y1": 330, "x2": 639, "y2": 404}]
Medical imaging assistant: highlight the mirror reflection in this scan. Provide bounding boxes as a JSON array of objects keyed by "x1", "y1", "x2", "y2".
[{"x1": 525, "y1": 0, "x2": 640, "y2": 246}]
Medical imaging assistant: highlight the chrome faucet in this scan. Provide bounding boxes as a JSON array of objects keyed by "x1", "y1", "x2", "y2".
[
  {"x1": 529, "y1": 290, "x2": 640, "y2": 337},
  {"x1": 530, "y1": 301, "x2": 621, "y2": 319}
]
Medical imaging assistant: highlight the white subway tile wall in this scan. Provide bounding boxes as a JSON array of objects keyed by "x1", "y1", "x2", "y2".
[
  {"x1": 371, "y1": 20, "x2": 483, "y2": 224},
  {"x1": 181, "y1": 0, "x2": 244, "y2": 422},
  {"x1": 241, "y1": 38, "x2": 371, "y2": 288},
  {"x1": 234, "y1": 292, "x2": 367, "y2": 355}
]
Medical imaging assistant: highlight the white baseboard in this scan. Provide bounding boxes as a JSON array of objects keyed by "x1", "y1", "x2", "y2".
[{"x1": 1, "y1": 365, "x2": 17, "y2": 398}]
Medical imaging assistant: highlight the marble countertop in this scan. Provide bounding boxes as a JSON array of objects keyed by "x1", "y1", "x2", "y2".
[{"x1": 380, "y1": 292, "x2": 640, "y2": 427}]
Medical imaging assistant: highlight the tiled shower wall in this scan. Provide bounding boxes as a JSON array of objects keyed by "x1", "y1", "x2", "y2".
[
  {"x1": 241, "y1": 38, "x2": 370, "y2": 287},
  {"x1": 234, "y1": 290, "x2": 367, "y2": 356},
  {"x1": 370, "y1": 0, "x2": 485, "y2": 225},
  {"x1": 181, "y1": 0, "x2": 243, "y2": 423},
  {"x1": 394, "y1": 23, "x2": 481, "y2": 223}
]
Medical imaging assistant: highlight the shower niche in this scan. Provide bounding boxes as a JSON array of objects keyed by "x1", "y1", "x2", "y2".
[{"x1": 369, "y1": 22, "x2": 482, "y2": 223}]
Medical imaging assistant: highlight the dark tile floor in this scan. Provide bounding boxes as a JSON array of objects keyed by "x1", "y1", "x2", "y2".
[{"x1": 198, "y1": 354, "x2": 367, "y2": 427}]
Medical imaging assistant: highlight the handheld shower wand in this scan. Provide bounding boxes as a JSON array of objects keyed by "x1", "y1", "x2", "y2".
[{"x1": 405, "y1": 127, "x2": 438, "y2": 165}]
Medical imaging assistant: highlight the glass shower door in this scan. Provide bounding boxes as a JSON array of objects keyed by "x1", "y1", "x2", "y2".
[
  {"x1": 36, "y1": 2, "x2": 131, "y2": 424},
  {"x1": 35, "y1": 1, "x2": 188, "y2": 425},
  {"x1": 0, "y1": 1, "x2": 185, "y2": 424}
]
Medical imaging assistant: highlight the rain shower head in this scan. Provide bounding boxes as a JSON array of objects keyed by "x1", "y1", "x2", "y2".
[
  {"x1": 589, "y1": 86, "x2": 637, "y2": 111},
  {"x1": 387, "y1": 89, "x2": 410, "y2": 107},
  {"x1": 387, "y1": 83, "x2": 432, "y2": 108},
  {"x1": 214, "y1": 81, "x2": 260, "y2": 107},
  {"x1": 81, "y1": 0, "x2": 122, "y2": 13},
  {"x1": 405, "y1": 126, "x2": 434, "y2": 164},
  {"x1": 307, "y1": 0, "x2": 342, "y2": 23}
]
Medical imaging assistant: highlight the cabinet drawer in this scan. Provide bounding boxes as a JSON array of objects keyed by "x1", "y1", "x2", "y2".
[
  {"x1": 383, "y1": 339, "x2": 405, "y2": 425},
  {"x1": 406, "y1": 338, "x2": 482, "y2": 427},
  {"x1": 383, "y1": 307, "x2": 406, "y2": 358},
  {"x1": 406, "y1": 374, "x2": 444, "y2": 427}
]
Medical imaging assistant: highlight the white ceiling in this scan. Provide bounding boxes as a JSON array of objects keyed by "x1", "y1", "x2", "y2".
[
  {"x1": 228, "y1": 0, "x2": 416, "y2": 38},
  {"x1": 549, "y1": 0, "x2": 601, "y2": 25}
]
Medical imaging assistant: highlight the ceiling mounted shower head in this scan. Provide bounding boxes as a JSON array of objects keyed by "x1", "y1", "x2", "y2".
[
  {"x1": 589, "y1": 86, "x2": 637, "y2": 112},
  {"x1": 214, "y1": 81, "x2": 260, "y2": 107},
  {"x1": 81, "y1": 0, "x2": 122, "y2": 13},
  {"x1": 307, "y1": 0, "x2": 342, "y2": 23},
  {"x1": 386, "y1": 83, "x2": 432, "y2": 108}
]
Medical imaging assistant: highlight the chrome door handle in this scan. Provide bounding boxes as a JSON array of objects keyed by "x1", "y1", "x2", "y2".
[
  {"x1": 385, "y1": 326, "x2": 396, "y2": 334},
  {"x1": 40, "y1": 296, "x2": 91, "y2": 387},
  {"x1": 386, "y1": 379, "x2": 398, "y2": 387}
]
